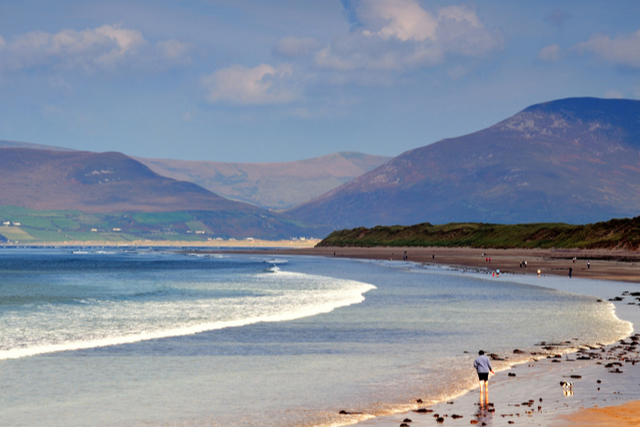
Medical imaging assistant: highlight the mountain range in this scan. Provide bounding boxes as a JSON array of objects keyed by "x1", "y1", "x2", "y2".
[
  {"x1": 286, "y1": 97, "x2": 640, "y2": 229},
  {"x1": 136, "y1": 152, "x2": 390, "y2": 210},
  {"x1": 1, "y1": 97, "x2": 639, "y2": 242},
  {"x1": 0, "y1": 148, "x2": 312, "y2": 240}
]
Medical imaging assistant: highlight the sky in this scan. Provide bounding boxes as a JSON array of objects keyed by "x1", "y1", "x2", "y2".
[{"x1": 0, "y1": 0, "x2": 639, "y2": 163}]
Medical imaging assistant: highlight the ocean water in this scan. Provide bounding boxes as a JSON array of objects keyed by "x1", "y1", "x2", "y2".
[{"x1": 0, "y1": 248, "x2": 631, "y2": 427}]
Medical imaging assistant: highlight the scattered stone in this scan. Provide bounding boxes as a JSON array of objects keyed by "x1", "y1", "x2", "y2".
[
  {"x1": 513, "y1": 349, "x2": 524, "y2": 354},
  {"x1": 508, "y1": 372, "x2": 516, "y2": 377},
  {"x1": 451, "y1": 414, "x2": 463, "y2": 419},
  {"x1": 400, "y1": 424, "x2": 410, "y2": 427},
  {"x1": 416, "y1": 399, "x2": 423, "y2": 403},
  {"x1": 470, "y1": 421, "x2": 478, "y2": 425},
  {"x1": 403, "y1": 418, "x2": 412, "y2": 423},
  {"x1": 436, "y1": 416, "x2": 444, "y2": 423},
  {"x1": 597, "y1": 380, "x2": 602, "y2": 383},
  {"x1": 413, "y1": 408, "x2": 433, "y2": 413},
  {"x1": 570, "y1": 375, "x2": 582, "y2": 379}
]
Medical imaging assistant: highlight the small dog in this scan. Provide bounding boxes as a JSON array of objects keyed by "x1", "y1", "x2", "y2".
[{"x1": 560, "y1": 381, "x2": 573, "y2": 389}]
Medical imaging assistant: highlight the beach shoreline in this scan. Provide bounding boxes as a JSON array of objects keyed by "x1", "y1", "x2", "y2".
[
  {"x1": 230, "y1": 246, "x2": 640, "y2": 283},
  {"x1": 213, "y1": 245, "x2": 640, "y2": 426}
]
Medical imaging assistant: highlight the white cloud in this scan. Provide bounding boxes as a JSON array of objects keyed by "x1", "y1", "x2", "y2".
[
  {"x1": 576, "y1": 29, "x2": 640, "y2": 69},
  {"x1": 274, "y1": 38, "x2": 321, "y2": 57},
  {"x1": 2, "y1": 25, "x2": 145, "y2": 72},
  {"x1": 316, "y1": 0, "x2": 502, "y2": 72},
  {"x1": 359, "y1": 0, "x2": 437, "y2": 42},
  {"x1": 538, "y1": 44, "x2": 561, "y2": 62},
  {"x1": 201, "y1": 63, "x2": 297, "y2": 105},
  {"x1": 0, "y1": 25, "x2": 189, "y2": 73},
  {"x1": 435, "y1": 5, "x2": 502, "y2": 57}
]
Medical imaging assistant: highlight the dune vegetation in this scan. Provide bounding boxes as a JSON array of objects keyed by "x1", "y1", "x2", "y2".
[{"x1": 317, "y1": 216, "x2": 640, "y2": 251}]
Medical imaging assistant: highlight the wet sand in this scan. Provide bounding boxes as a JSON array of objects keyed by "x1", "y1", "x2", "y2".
[
  {"x1": 356, "y1": 337, "x2": 640, "y2": 427},
  {"x1": 220, "y1": 245, "x2": 640, "y2": 426},
  {"x1": 251, "y1": 246, "x2": 640, "y2": 283}
]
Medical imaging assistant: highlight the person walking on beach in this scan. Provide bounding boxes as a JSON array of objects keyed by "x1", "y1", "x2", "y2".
[{"x1": 474, "y1": 350, "x2": 494, "y2": 401}]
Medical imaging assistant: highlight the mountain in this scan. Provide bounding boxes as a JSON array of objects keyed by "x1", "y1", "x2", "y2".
[
  {"x1": 0, "y1": 148, "x2": 314, "y2": 239},
  {"x1": 0, "y1": 141, "x2": 390, "y2": 211},
  {"x1": 136, "y1": 152, "x2": 391, "y2": 210},
  {"x1": 286, "y1": 98, "x2": 640, "y2": 229}
]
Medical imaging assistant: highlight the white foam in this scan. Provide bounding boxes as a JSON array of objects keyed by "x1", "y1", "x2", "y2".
[
  {"x1": 0, "y1": 272, "x2": 376, "y2": 360},
  {"x1": 265, "y1": 258, "x2": 288, "y2": 264}
]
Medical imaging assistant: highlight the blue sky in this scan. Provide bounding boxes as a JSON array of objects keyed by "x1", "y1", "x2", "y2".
[{"x1": 0, "y1": 0, "x2": 639, "y2": 162}]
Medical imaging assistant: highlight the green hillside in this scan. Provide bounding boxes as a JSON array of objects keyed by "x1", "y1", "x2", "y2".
[
  {"x1": 0, "y1": 205, "x2": 305, "y2": 243},
  {"x1": 318, "y1": 217, "x2": 640, "y2": 250}
]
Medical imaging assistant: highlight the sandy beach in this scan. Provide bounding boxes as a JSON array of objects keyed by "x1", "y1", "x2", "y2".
[
  {"x1": 218, "y1": 245, "x2": 640, "y2": 426},
  {"x1": 251, "y1": 246, "x2": 640, "y2": 283}
]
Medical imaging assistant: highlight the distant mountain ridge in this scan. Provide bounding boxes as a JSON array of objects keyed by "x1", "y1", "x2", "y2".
[
  {"x1": 0, "y1": 140, "x2": 389, "y2": 211},
  {"x1": 0, "y1": 148, "x2": 247, "y2": 213},
  {"x1": 0, "y1": 148, "x2": 313, "y2": 239},
  {"x1": 286, "y1": 97, "x2": 640, "y2": 228},
  {"x1": 0, "y1": 139, "x2": 72, "y2": 152},
  {"x1": 136, "y1": 152, "x2": 391, "y2": 210}
]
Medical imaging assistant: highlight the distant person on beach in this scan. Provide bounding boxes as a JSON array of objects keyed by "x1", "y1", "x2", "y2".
[
  {"x1": 474, "y1": 350, "x2": 495, "y2": 399},
  {"x1": 569, "y1": 267, "x2": 572, "y2": 278},
  {"x1": 588, "y1": 261, "x2": 591, "y2": 269}
]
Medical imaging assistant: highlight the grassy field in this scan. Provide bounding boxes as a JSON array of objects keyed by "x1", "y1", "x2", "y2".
[
  {"x1": 0, "y1": 206, "x2": 221, "y2": 243},
  {"x1": 318, "y1": 217, "x2": 640, "y2": 250}
]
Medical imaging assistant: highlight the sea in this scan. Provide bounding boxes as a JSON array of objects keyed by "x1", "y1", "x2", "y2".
[{"x1": 0, "y1": 247, "x2": 632, "y2": 427}]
